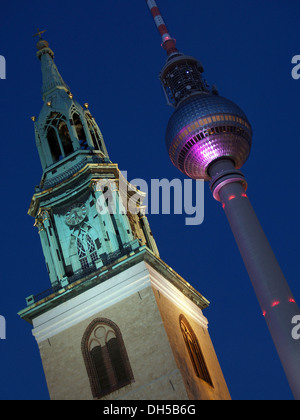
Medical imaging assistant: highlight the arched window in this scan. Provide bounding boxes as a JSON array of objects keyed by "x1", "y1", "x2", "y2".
[
  {"x1": 72, "y1": 112, "x2": 89, "y2": 150},
  {"x1": 47, "y1": 126, "x2": 61, "y2": 162},
  {"x1": 179, "y1": 315, "x2": 213, "y2": 387},
  {"x1": 85, "y1": 112, "x2": 104, "y2": 153},
  {"x1": 45, "y1": 112, "x2": 74, "y2": 163},
  {"x1": 81, "y1": 318, "x2": 134, "y2": 398},
  {"x1": 58, "y1": 119, "x2": 73, "y2": 156}
]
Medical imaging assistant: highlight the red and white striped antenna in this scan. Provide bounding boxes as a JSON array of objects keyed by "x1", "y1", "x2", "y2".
[{"x1": 145, "y1": 0, "x2": 178, "y2": 56}]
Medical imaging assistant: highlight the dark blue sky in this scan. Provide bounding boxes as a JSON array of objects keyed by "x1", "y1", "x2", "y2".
[{"x1": 0, "y1": 0, "x2": 299, "y2": 400}]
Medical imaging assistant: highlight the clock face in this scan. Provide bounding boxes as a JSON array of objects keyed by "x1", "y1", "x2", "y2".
[{"x1": 65, "y1": 204, "x2": 88, "y2": 226}]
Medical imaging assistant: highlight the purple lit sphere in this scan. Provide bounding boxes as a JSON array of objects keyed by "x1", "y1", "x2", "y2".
[{"x1": 166, "y1": 94, "x2": 252, "y2": 180}]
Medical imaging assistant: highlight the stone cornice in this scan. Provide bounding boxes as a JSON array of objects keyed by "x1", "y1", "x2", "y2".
[{"x1": 18, "y1": 247, "x2": 209, "y2": 325}]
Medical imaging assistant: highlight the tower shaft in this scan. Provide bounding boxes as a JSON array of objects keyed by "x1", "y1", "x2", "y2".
[{"x1": 209, "y1": 159, "x2": 300, "y2": 399}]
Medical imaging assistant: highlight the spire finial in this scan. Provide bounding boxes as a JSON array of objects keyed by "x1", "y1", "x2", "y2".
[
  {"x1": 33, "y1": 28, "x2": 46, "y2": 40},
  {"x1": 34, "y1": 28, "x2": 50, "y2": 52}
]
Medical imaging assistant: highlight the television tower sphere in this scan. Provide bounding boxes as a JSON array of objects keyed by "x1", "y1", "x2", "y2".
[{"x1": 166, "y1": 93, "x2": 252, "y2": 181}]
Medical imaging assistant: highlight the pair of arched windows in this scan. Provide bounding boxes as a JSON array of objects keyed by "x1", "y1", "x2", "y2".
[
  {"x1": 46, "y1": 112, "x2": 74, "y2": 162},
  {"x1": 82, "y1": 315, "x2": 212, "y2": 399},
  {"x1": 81, "y1": 319, "x2": 134, "y2": 399},
  {"x1": 46, "y1": 111, "x2": 104, "y2": 164}
]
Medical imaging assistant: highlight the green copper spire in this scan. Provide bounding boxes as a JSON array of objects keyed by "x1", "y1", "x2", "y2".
[
  {"x1": 32, "y1": 33, "x2": 110, "y2": 190},
  {"x1": 36, "y1": 35, "x2": 70, "y2": 101}
]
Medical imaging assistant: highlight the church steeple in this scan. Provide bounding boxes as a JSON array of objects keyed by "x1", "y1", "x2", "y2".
[
  {"x1": 33, "y1": 33, "x2": 109, "y2": 191},
  {"x1": 26, "y1": 35, "x2": 159, "y2": 291}
]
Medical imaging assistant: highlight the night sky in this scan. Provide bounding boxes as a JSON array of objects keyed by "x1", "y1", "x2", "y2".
[{"x1": 0, "y1": 0, "x2": 299, "y2": 400}]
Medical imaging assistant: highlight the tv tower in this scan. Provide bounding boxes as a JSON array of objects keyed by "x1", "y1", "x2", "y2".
[{"x1": 146, "y1": 0, "x2": 300, "y2": 399}]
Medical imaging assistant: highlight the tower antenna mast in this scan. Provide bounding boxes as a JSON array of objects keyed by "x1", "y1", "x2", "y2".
[
  {"x1": 145, "y1": 0, "x2": 300, "y2": 400},
  {"x1": 146, "y1": 0, "x2": 178, "y2": 56}
]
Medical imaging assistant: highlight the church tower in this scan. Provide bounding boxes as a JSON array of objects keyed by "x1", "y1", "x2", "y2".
[{"x1": 18, "y1": 35, "x2": 231, "y2": 401}]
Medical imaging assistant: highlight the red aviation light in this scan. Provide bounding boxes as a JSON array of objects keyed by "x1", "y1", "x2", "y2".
[
  {"x1": 271, "y1": 301, "x2": 280, "y2": 308},
  {"x1": 289, "y1": 298, "x2": 296, "y2": 303},
  {"x1": 228, "y1": 195, "x2": 236, "y2": 201}
]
